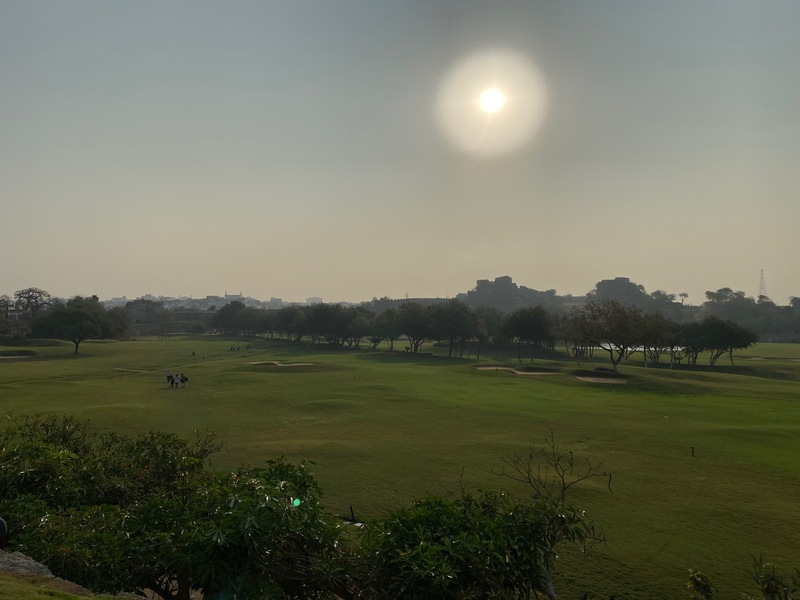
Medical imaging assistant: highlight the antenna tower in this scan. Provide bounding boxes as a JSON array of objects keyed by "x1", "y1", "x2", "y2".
[{"x1": 759, "y1": 269, "x2": 767, "y2": 298}]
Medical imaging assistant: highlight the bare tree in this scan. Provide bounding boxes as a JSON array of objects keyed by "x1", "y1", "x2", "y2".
[
  {"x1": 494, "y1": 429, "x2": 612, "y2": 600},
  {"x1": 14, "y1": 287, "x2": 53, "y2": 315}
]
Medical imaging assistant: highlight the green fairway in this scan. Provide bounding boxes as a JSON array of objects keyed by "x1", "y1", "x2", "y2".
[{"x1": 1, "y1": 336, "x2": 799, "y2": 599}]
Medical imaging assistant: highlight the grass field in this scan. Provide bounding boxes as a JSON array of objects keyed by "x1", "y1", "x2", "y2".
[{"x1": 1, "y1": 336, "x2": 799, "y2": 599}]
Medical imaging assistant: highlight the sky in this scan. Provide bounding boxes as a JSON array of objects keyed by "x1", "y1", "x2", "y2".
[{"x1": 1, "y1": 1, "x2": 798, "y2": 305}]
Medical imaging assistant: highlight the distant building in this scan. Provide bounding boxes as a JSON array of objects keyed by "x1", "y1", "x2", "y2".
[
  {"x1": 593, "y1": 277, "x2": 648, "y2": 307},
  {"x1": 306, "y1": 297, "x2": 323, "y2": 305}
]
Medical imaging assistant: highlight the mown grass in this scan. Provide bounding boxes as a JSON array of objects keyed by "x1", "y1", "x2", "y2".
[
  {"x1": 0, "y1": 572, "x2": 117, "y2": 600},
  {"x1": 1, "y1": 336, "x2": 799, "y2": 599}
]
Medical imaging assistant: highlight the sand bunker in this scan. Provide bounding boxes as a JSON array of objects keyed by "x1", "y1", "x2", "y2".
[
  {"x1": 248, "y1": 360, "x2": 315, "y2": 367},
  {"x1": 113, "y1": 368, "x2": 148, "y2": 373},
  {"x1": 474, "y1": 366, "x2": 561, "y2": 376}
]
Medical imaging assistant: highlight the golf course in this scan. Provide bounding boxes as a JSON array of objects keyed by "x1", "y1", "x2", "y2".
[{"x1": 1, "y1": 335, "x2": 798, "y2": 599}]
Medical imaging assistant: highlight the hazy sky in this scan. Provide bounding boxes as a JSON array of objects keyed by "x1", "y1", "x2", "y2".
[{"x1": 2, "y1": 1, "x2": 798, "y2": 304}]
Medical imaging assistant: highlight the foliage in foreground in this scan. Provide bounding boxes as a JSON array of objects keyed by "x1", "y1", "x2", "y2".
[
  {"x1": 1, "y1": 414, "x2": 610, "y2": 599},
  {"x1": 688, "y1": 558, "x2": 799, "y2": 600},
  {"x1": 1, "y1": 414, "x2": 796, "y2": 599},
  {"x1": 0, "y1": 413, "x2": 348, "y2": 599}
]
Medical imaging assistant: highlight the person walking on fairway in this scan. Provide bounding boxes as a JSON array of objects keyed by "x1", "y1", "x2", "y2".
[{"x1": 166, "y1": 369, "x2": 173, "y2": 388}]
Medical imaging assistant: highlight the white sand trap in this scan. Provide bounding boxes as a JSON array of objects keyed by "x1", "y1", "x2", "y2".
[
  {"x1": 575, "y1": 376, "x2": 627, "y2": 384},
  {"x1": 474, "y1": 366, "x2": 561, "y2": 376},
  {"x1": 248, "y1": 360, "x2": 315, "y2": 367}
]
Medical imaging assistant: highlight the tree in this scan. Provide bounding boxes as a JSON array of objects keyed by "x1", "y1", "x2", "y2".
[
  {"x1": 232, "y1": 306, "x2": 264, "y2": 336},
  {"x1": 640, "y1": 311, "x2": 675, "y2": 366},
  {"x1": 473, "y1": 305, "x2": 504, "y2": 343},
  {"x1": 28, "y1": 296, "x2": 128, "y2": 353},
  {"x1": 210, "y1": 300, "x2": 245, "y2": 334},
  {"x1": 699, "y1": 317, "x2": 758, "y2": 366},
  {"x1": 372, "y1": 308, "x2": 401, "y2": 351},
  {"x1": 429, "y1": 300, "x2": 480, "y2": 358},
  {"x1": 676, "y1": 321, "x2": 706, "y2": 366},
  {"x1": 13, "y1": 287, "x2": 53, "y2": 316},
  {"x1": 343, "y1": 306, "x2": 374, "y2": 348},
  {"x1": 649, "y1": 289, "x2": 676, "y2": 305},
  {"x1": 568, "y1": 300, "x2": 644, "y2": 370},
  {"x1": 0, "y1": 294, "x2": 29, "y2": 339},
  {"x1": 396, "y1": 301, "x2": 432, "y2": 353},
  {"x1": 493, "y1": 430, "x2": 612, "y2": 600},
  {"x1": 502, "y1": 306, "x2": 555, "y2": 362},
  {"x1": 703, "y1": 288, "x2": 759, "y2": 324},
  {"x1": 675, "y1": 317, "x2": 758, "y2": 367},
  {"x1": 274, "y1": 306, "x2": 307, "y2": 341},
  {"x1": 66, "y1": 295, "x2": 128, "y2": 339},
  {"x1": 0, "y1": 294, "x2": 12, "y2": 318},
  {"x1": 647, "y1": 290, "x2": 683, "y2": 319},
  {"x1": 557, "y1": 312, "x2": 594, "y2": 359},
  {"x1": 31, "y1": 302, "x2": 103, "y2": 353}
]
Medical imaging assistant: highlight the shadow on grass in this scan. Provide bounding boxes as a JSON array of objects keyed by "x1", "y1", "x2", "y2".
[
  {"x1": 0, "y1": 350, "x2": 37, "y2": 358},
  {"x1": 356, "y1": 350, "x2": 476, "y2": 367},
  {"x1": 631, "y1": 361, "x2": 800, "y2": 382},
  {"x1": 237, "y1": 362, "x2": 348, "y2": 374}
]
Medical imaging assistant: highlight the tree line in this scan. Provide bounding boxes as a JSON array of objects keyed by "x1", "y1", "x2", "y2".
[
  {"x1": 1, "y1": 287, "x2": 758, "y2": 369},
  {"x1": 210, "y1": 298, "x2": 757, "y2": 370}
]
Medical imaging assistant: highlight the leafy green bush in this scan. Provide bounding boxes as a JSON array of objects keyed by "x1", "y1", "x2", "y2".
[
  {"x1": 359, "y1": 491, "x2": 550, "y2": 599},
  {"x1": 0, "y1": 414, "x2": 350, "y2": 599}
]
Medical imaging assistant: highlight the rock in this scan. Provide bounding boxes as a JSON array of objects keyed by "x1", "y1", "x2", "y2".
[
  {"x1": 0, "y1": 549, "x2": 54, "y2": 577},
  {"x1": 0, "y1": 549, "x2": 93, "y2": 596}
]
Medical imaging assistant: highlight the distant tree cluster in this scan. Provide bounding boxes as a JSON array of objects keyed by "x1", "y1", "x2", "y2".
[
  {"x1": 209, "y1": 299, "x2": 491, "y2": 358},
  {"x1": 563, "y1": 300, "x2": 758, "y2": 370},
  {"x1": 204, "y1": 297, "x2": 758, "y2": 371},
  {"x1": 0, "y1": 288, "x2": 129, "y2": 352}
]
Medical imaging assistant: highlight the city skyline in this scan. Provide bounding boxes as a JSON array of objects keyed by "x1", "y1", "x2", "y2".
[{"x1": 2, "y1": 2, "x2": 798, "y2": 304}]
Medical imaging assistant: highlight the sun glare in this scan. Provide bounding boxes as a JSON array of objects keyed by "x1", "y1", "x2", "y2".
[
  {"x1": 436, "y1": 49, "x2": 548, "y2": 157},
  {"x1": 479, "y1": 88, "x2": 506, "y2": 114}
]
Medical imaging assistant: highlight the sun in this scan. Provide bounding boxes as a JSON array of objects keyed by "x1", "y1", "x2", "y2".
[
  {"x1": 436, "y1": 49, "x2": 548, "y2": 156},
  {"x1": 479, "y1": 87, "x2": 505, "y2": 114}
]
